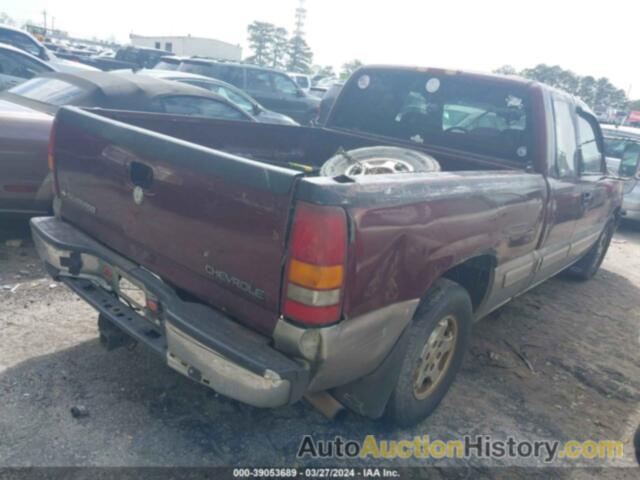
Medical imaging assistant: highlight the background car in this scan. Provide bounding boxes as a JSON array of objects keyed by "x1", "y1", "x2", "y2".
[
  {"x1": 153, "y1": 55, "x2": 187, "y2": 71},
  {"x1": 131, "y1": 69, "x2": 298, "y2": 125},
  {"x1": 0, "y1": 42, "x2": 55, "y2": 90},
  {"x1": 80, "y1": 46, "x2": 174, "y2": 71},
  {"x1": 316, "y1": 82, "x2": 343, "y2": 125},
  {"x1": 287, "y1": 72, "x2": 312, "y2": 92},
  {"x1": 0, "y1": 71, "x2": 255, "y2": 215},
  {"x1": 0, "y1": 24, "x2": 99, "y2": 74},
  {"x1": 602, "y1": 124, "x2": 640, "y2": 222},
  {"x1": 308, "y1": 76, "x2": 339, "y2": 98},
  {"x1": 178, "y1": 59, "x2": 320, "y2": 124}
]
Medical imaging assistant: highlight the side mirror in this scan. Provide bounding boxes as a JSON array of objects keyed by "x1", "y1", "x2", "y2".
[
  {"x1": 619, "y1": 144, "x2": 640, "y2": 178},
  {"x1": 295, "y1": 89, "x2": 305, "y2": 98},
  {"x1": 39, "y1": 47, "x2": 50, "y2": 61},
  {"x1": 252, "y1": 104, "x2": 261, "y2": 116}
]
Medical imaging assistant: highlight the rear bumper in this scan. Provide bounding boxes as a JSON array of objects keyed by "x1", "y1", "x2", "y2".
[{"x1": 30, "y1": 216, "x2": 309, "y2": 408}]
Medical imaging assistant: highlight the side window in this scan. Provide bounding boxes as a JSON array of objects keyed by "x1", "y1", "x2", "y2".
[
  {"x1": 155, "y1": 96, "x2": 248, "y2": 121},
  {"x1": 577, "y1": 115, "x2": 603, "y2": 174},
  {"x1": 119, "y1": 49, "x2": 137, "y2": 63},
  {"x1": 214, "y1": 86, "x2": 253, "y2": 113},
  {"x1": 272, "y1": 73, "x2": 297, "y2": 95},
  {"x1": 224, "y1": 67, "x2": 245, "y2": 88},
  {"x1": 246, "y1": 69, "x2": 272, "y2": 92},
  {"x1": 0, "y1": 50, "x2": 49, "y2": 79},
  {"x1": 0, "y1": 30, "x2": 41, "y2": 57},
  {"x1": 552, "y1": 99, "x2": 578, "y2": 178}
]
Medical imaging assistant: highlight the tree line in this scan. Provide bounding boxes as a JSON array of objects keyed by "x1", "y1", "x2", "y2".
[
  {"x1": 246, "y1": 20, "x2": 364, "y2": 79},
  {"x1": 494, "y1": 64, "x2": 634, "y2": 113},
  {"x1": 246, "y1": 21, "x2": 313, "y2": 73}
]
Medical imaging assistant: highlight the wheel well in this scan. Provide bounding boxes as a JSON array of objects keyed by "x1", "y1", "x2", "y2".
[{"x1": 441, "y1": 255, "x2": 495, "y2": 311}]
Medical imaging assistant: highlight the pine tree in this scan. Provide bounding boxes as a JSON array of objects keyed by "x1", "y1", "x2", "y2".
[
  {"x1": 270, "y1": 27, "x2": 289, "y2": 70},
  {"x1": 246, "y1": 21, "x2": 275, "y2": 67},
  {"x1": 287, "y1": 35, "x2": 312, "y2": 73}
]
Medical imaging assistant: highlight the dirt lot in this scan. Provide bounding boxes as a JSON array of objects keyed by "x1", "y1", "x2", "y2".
[{"x1": 0, "y1": 217, "x2": 639, "y2": 477}]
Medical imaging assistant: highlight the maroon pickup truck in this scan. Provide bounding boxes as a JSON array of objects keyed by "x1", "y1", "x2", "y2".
[{"x1": 31, "y1": 66, "x2": 623, "y2": 426}]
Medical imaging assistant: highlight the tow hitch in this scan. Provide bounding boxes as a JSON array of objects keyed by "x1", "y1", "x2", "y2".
[{"x1": 98, "y1": 314, "x2": 136, "y2": 351}]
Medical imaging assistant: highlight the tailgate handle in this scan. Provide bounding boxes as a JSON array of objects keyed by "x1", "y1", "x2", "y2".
[{"x1": 130, "y1": 162, "x2": 154, "y2": 190}]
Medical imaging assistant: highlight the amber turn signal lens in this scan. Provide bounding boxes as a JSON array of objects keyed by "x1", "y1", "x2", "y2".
[{"x1": 288, "y1": 259, "x2": 343, "y2": 290}]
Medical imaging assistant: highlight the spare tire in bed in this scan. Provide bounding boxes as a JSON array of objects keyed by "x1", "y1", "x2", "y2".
[{"x1": 320, "y1": 146, "x2": 441, "y2": 177}]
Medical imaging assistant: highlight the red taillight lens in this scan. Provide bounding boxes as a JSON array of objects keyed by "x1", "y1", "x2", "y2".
[{"x1": 283, "y1": 203, "x2": 347, "y2": 326}]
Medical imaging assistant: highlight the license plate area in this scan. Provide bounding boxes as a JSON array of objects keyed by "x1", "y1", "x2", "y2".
[{"x1": 116, "y1": 276, "x2": 146, "y2": 311}]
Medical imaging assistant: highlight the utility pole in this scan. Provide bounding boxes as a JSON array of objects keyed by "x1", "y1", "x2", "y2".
[
  {"x1": 51, "y1": 16, "x2": 55, "y2": 35},
  {"x1": 294, "y1": 0, "x2": 307, "y2": 38},
  {"x1": 42, "y1": 10, "x2": 47, "y2": 35}
]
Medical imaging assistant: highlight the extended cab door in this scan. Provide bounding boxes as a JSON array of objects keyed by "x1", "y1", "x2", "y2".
[
  {"x1": 529, "y1": 94, "x2": 584, "y2": 286},
  {"x1": 569, "y1": 111, "x2": 612, "y2": 257}
]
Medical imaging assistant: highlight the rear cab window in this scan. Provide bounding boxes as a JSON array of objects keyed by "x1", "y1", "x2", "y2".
[{"x1": 329, "y1": 69, "x2": 533, "y2": 164}]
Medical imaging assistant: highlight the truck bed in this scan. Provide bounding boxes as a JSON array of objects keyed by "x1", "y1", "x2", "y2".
[{"x1": 52, "y1": 107, "x2": 534, "y2": 334}]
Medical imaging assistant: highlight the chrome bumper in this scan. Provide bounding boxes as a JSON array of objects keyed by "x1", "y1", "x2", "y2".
[{"x1": 31, "y1": 216, "x2": 309, "y2": 408}]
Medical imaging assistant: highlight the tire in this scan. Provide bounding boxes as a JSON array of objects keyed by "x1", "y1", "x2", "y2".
[
  {"x1": 320, "y1": 146, "x2": 440, "y2": 177},
  {"x1": 385, "y1": 278, "x2": 472, "y2": 427},
  {"x1": 565, "y1": 221, "x2": 616, "y2": 281}
]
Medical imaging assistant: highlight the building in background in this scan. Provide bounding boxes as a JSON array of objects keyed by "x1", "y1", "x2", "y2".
[{"x1": 130, "y1": 34, "x2": 241, "y2": 61}]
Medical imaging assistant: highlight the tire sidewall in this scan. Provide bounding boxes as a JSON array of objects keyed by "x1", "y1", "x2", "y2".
[
  {"x1": 386, "y1": 279, "x2": 472, "y2": 427},
  {"x1": 570, "y1": 220, "x2": 616, "y2": 280}
]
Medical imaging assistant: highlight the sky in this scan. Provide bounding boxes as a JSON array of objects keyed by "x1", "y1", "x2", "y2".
[{"x1": 4, "y1": 0, "x2": 640, "y2": 98}]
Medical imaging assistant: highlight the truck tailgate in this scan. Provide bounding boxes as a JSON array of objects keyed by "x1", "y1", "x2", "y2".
[{"x1": 53, "y1": 107, "x2": 302, "y2": 333}]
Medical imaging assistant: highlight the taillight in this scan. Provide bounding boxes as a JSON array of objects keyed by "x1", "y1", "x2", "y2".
[
  {"x1": 282, "y1": 202, "x2": 347, "y2": 326},
  {"x1": 47, "y1": 122, "x2": 60, "y2": 196}
]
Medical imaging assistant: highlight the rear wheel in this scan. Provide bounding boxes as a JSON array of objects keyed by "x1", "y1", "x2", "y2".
[
  {"x1": 565, "y1": 221, "x2": 616, "y2": 281},
  {"x1": 385, "y1": 279, "x2": 472, "y2": 427}
]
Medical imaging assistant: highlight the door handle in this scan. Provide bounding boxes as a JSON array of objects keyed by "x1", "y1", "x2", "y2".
[{"x1": 129, "y1": 161, "x2": 154, "y2": 190}]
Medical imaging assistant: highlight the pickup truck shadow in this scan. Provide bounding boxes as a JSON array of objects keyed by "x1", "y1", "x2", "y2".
[{"x1": 0, "y1": 232, "x2": 638, "y2": 469}]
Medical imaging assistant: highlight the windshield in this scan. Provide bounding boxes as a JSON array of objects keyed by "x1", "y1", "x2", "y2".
[
  {"x1": 8, "y1": 77, "x2": 86, "y2": 105},
  {"x1": 330, "y1": 70, "x2": 532, "y2": 163},
  {"x1": 603, "y1": 135, "x2": 639, "y2": 159},
  {"x1": 604, "y1": 135, "x2": 640, "y2": 176},
  {"x1": 155, "y1": 60, "x2": 179, "y2": 70},
  {"x1": 294, "y1": 76, "x2": 309, "y2": 89}
]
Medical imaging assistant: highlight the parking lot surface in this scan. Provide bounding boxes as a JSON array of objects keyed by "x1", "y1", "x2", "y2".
[{"x1": 0, "y1": 217, "x2": 638, "y2": 477}]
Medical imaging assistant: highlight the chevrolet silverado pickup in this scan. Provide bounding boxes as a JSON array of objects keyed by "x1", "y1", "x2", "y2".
[{"x1": 31, "y1": 66, "x2": 623, "y2": 426}]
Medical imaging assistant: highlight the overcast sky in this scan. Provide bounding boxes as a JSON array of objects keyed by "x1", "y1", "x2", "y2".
[{"x1": 6, "y1": 0, "x2": 640, "y2": 97}]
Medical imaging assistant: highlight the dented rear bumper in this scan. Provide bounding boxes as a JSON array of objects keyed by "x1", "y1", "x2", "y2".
[{"x1": 30, "y1": 216, "x2": 309, "y2": 408}]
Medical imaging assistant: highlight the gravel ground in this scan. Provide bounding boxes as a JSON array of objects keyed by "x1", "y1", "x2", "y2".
[{"x1": 0, "y1": 217, "x2": 638, "y2": 478}]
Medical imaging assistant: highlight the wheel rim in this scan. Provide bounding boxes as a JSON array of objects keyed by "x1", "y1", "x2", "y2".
[
  {"x1": 345, "y1": 157, "x2": 414, "y2": 176},
  {"x1": 413, "y1": 315, "x2": 458, "y2": 400}
]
